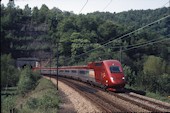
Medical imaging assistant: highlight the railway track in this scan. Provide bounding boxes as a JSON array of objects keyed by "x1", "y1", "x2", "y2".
[
  {"x1": 47, "y1": 75, "x2": 170, "y2": 112},
  {"x1": 111, "y1": 92, "x2": 170, "y2": 112},
  {"x1": 58, "y1": 77, "x2": 130, "y2": 112},
  {"x1": 48, "y1": 75, "x2": 135, "y2": 112}
]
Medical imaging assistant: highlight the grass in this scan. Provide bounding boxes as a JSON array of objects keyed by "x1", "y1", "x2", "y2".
[
  {"x1": 1, "y1": 87, "x2": 18, "y2": 113},
  {"x1": 146, "y1": 92, "x2": 170, "y2": 103},
  {"x1": 125, "y1": 85, "x2": 170, "y2": 103},
  {"x1": 1, "y1": 78, "x2": 60, "y2": 113}
]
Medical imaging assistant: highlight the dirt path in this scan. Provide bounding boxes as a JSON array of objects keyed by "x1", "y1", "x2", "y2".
[{"x1": 44, "y1": 76, "x2": 101, "y2": 113}]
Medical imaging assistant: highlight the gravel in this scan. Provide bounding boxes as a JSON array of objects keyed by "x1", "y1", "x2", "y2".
[
  {"x1": 44, "y1": 76, "x2": 155, "y2": 112},
  {"x1": 44, "y1": 76, "x2": 101, "y2": 113}
]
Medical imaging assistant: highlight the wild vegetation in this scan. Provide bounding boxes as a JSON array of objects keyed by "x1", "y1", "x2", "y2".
[
  {"x1": 17, "y1": 78, "x2": 60, "y2": 113},
  {"x1": 1, "y1": 77, "x2": 59, "y2": 113},
  {"x1": 1, "y1": 1, "x2": 170, "y2": 100},
  {"x1": 17, "y1": 66, "x2": 41, "y2": 96},
  {"x1": 1, "y1": 55, "x2": 42, "y2": 112},
  {"x1": 1, "y1": 54, "x2": 19, "y2": 88}
]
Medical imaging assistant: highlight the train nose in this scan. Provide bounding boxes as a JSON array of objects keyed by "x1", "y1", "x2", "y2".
[{"x1": 110, "y1": 76, "x2": 126, "y2": 84}]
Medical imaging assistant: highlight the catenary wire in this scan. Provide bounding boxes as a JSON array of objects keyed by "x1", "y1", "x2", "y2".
[
  {"x1": 64, "y1": 15, "x2": 170, "y2": 62},
  {"x1": 64, "y1": 1, "x2": 170, "y2": 62},
  {"x1": 103, "y1": 0, "x2": 112, "y2": 11},
  {"x1": 97, "y1": 37, "x2": 170, "y2": 59},
  {"x1": 79, "y1": 0, "x2": 88, "y2": 14},
  {"x1": 162, "y1": 1, "x2": 170, "y2": 7},
  {"x1": 108, "y1": 36, "x2": 168, "y2": 49},
  {"x1": 122, "y1": 37, "x2": 170, "y2": 52}
]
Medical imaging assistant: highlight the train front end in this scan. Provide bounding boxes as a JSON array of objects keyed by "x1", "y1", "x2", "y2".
[{"x1": 104, "y1": 60, "x2": 126, "y2": 91}]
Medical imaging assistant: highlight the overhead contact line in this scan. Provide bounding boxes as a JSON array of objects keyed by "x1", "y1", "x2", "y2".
[
  {"x1": 64, "y1": 15, "x2": 170, "y2": 62},
  {"x1": 103, "y1": 0, "x2": 112, "y2": 11},
  {"x1": 79, "y1": 0, "x2": 88, "y2": 14}
]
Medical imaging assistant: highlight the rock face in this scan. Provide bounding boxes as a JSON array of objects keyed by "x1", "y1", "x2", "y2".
[
  {"x1": 7, "y1": 22, "x2": 52, "y2": 59},
  {"x1": 20, "y1": 23, "x2": 49, "y2": 36}
]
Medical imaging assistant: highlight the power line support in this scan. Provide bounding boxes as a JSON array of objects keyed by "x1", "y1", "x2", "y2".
[
  {"x1": 120, "y1": 47, "x2": 122, "y2": 63},
  {"x1": 50, "y1": 43, "x2": 52, "y2": 80},
  {"x1": 56, "y1": 40, "x2": 59, "y2": 90},
  {"x1": 169, "y1": 0, "x2": 170, "y2": 14}
]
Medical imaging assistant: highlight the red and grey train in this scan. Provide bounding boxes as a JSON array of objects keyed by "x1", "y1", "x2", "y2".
[{"x1": 33, "y1": 60, "x2": 126, "y2": 91}]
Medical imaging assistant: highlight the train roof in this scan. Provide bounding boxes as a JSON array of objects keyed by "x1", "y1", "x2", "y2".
[
  {"x1": 88, "y1": 59, "x2": 119, "y2": 63},
  {"x1": 33, "y1": 60, "x2": 121, "y2": 70},
  {"x1": 88, "y1": 60, "x2": 120, "y2": 64},
  {"x1": 35, "y1": 65, "x2": 89, "y2": 70},
  {"x1": 59, "y1": 65, "x2": 89, "y2": 69}
]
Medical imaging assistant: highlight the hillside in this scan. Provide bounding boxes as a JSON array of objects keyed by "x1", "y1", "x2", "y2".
[
  {"x1": 1, "y1": 4, "x2": 169, "y2": 62},
  {"x1": 1, "y1": 2, "x2": 170, "y2": 99}
]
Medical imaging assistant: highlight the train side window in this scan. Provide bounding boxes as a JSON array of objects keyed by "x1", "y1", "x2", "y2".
[
  {"x1": 59, "y1": 70, "x2": 64, "y2": 72},
  {"x1": 71, "y1": 70, "x2": 77, "y2": 73},
  {"x1": 65, "y1": 70, "x2": 69, "y2": 73},
  {"x1": 79, "y1": 70, "x2": 86, "y2": 74}
]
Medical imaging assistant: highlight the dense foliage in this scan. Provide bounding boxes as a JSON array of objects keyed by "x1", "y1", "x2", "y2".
[
  {"x1": 1, "y1": 78, "x2": 59, "y2": 113},
  {"x1": 1, "y1": 2, "x2": 170, "y2": 95},
  {"x1": 1, "y1": 95, "x2": 17, "y2": 113},
  {"x1": 23, "y1": 78, "x2": 60, "y2": 113},
  {"x1": 1, "y1": 55, "x2": 41, "y2": 113},
  {"x1": 17, "y1": 66, "x2": 41, "y2": 96},
  {"x1": 1, "y1": 54, "x2": 19, "y2": 88}
]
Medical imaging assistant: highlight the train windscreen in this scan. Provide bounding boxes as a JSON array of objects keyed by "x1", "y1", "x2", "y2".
[{"x1": 110, "y1": 66, "x2": 121, "y2": 73}]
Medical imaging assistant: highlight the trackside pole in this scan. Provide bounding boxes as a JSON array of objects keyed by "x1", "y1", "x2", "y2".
[{"x1": 56, "y1": 40, "x2": 59, "y2": 90}]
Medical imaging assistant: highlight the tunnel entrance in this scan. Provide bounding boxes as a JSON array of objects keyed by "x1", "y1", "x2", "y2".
[{"x1": 16, "y1": 58, "x2": 40, "y2": 69}]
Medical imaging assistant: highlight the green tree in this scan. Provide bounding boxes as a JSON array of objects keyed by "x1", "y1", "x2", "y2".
[
  {"x1": 59, "y1": 17, "x2": 76, "y2": 32},
  {"x1": 7, "y1": 0, "x2": 15, "y2": 8},
  {"x1": 17, "y1": 66, "x2": 41, "y2": 96},
  {"x1": 158, "y1": 73, "x2": 170, "y2": 95},
  {"x1": 32, "y1": 7, "x2": 39, "y2": 22},
  {"x1": 23, "y1": 4, "x2": 31, "y2": 16},
  {"x1": 38, "y1": 4, "x2": 49, "y2": 23},
  {"x1": 142, "y1": 55, "x2": 167, "y2": 92},
  {"x1": 123, "y1": 65, "x2": 136, "y2": 86},
  {"x1": 97, "y1": 21, "x2": 118, "y2": 41},
  {"x1": 143, "y1": 55, "x2": 166, "y2": 76},
  {"x1": 1, "y1": 54, "x2": 19, "y2": 88}
]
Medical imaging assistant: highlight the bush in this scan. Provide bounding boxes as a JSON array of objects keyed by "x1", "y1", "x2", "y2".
[
  {"x1": 26, "y1": 97, "x2": 39, "y2": 109},
  {"x1": 1, "y1": 54, "x2": 19, "y2": 88},
  {"x1": 143, "y1": 55, "x2": 166, "y2": 76},
  {"x1": 24, "y1": 93, "x2": 59, "y2": 113},
  {"x1": 123, "y1": 65, "x2": 136, "y2": 86},
  {"x1": 39, "y1": 94, "x2": 59, "y2": 111},
  {"x1": 141, "y1": 55, "x2": 169, "y2": 94},
  {"x1": 1, "y1": 96, "x2": 17, "y2": 113},
  {"x1": 17, "y1": 66, "x2": 41, "y2": 96},
  {"x1": 157, "y1": 73, "x2": 170, "y2": 95},
  {"x1": 25, "y1": 79, "x2": 59, "y2": 113}
]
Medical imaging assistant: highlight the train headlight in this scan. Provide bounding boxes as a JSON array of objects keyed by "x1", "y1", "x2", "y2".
[
  {"x1": 110, "y1": 77, "x2": 114, "y2": 82},
  {"x1": 122, "y1": 77, "x2": 125, "y2": 80}
]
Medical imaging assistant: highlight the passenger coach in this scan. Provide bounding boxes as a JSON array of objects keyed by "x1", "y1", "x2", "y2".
[{"x1": 33, "y1": 60, "x2": 126, "y2": 91}]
